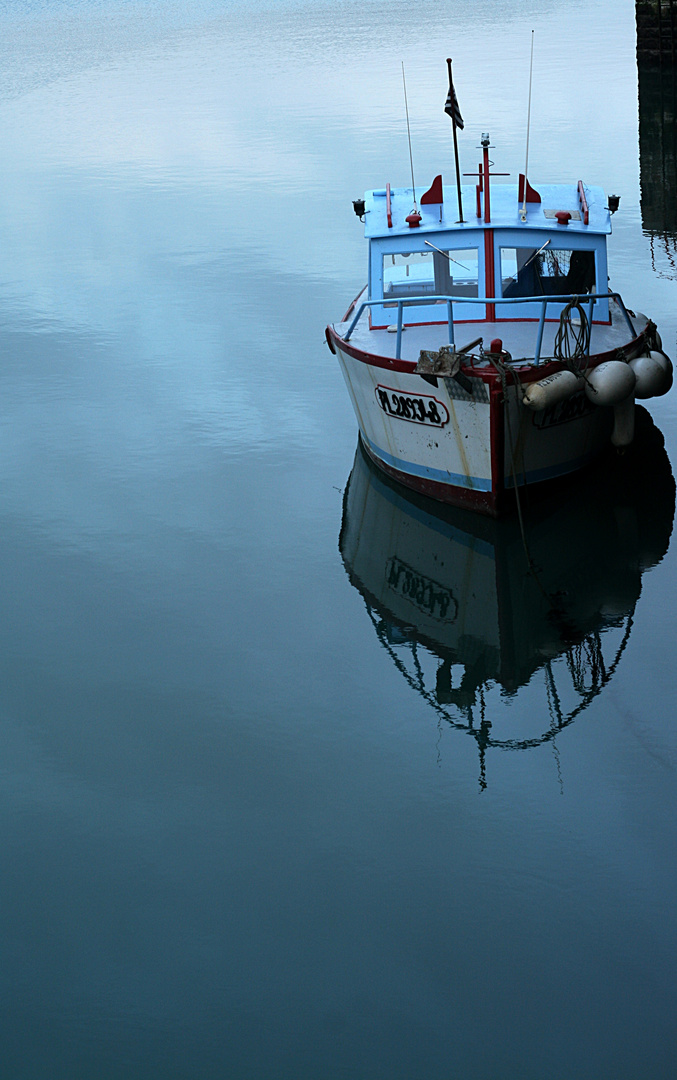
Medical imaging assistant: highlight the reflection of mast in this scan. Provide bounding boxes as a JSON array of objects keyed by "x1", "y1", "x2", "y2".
[
  {"x1": 339, "y1": 409, "x2": 674, "y2": 788},
  {"x1": 365, "y1": 593, "x2": 635, "y2": 789}
]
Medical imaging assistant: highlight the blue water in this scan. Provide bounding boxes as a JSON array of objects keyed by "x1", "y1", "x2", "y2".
[{"x1": 0, "y1": 2, "x2": 675, "y2": 1077}]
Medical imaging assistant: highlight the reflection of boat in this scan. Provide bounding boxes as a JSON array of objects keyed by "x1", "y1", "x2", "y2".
[
  {"x1": 339, "y1": 409, "x2": 674, "y2": 787},
  {"x1": 326, "y1": 69, "x2": 672, "y2": 515}
]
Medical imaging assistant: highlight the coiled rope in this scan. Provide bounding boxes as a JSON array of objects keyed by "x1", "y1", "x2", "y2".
[{"x1": 554, "y1": 297, "x2": 591, "y2": 375}]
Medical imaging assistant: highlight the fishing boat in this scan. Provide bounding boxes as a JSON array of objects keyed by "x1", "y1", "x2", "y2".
[
  {"x1": 339, "y1": 409, "x2": 675, "y2": 786},
  {"x1": 326, "y1": 67, "x2": 672, "y2": 516}
]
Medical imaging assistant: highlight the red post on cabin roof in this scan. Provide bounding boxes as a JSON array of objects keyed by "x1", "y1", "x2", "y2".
[
  {"x1": 386, "y1": 182, "x2": 392, "y2": 228},
  {"x1": 483, "y1": 141, "x2": 491, "y2": 223}
]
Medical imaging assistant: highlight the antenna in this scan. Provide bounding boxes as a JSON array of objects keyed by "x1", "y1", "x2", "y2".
[
  {"x1": 520, "y1": 30, "x2": 535, "y2": 223},
  {"x1": 522, "y1": 238, "x2": 550, "y2": 268},
  {"x1": 424, "y1": 240, "x2": 471, "y2": 272},
  {"x1": 402, "y1": 62, "x2": 418, "y2": 210}
]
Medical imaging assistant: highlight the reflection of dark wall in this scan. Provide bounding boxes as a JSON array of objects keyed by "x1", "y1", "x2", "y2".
[
  {"x1": 638, "y1": 62, "x2": 677, "y2": 273},
  {"x1": 639, "y1": 64, "x2": 677, "y2": 232},
  {"x1": 637, "y1": 1, "x2": 677, "y2": 63}
]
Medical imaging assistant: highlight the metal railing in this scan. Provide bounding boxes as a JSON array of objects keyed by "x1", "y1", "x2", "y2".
[{"x1": 342, "y1": 291, "x2": 636, "y2": 364}]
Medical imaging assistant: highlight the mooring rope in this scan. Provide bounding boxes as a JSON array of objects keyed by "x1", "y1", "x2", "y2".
[
  {"x1": 487, "y1": 354, "x2": 535, "y2": 573},
  {"x1": 488, "y1": 353, "x2": 571, "y2": 618}
]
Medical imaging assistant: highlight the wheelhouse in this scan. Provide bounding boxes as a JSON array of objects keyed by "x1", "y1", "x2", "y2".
[{"x1": 365, "y1": 179, "x2": 611, "y2": 330}]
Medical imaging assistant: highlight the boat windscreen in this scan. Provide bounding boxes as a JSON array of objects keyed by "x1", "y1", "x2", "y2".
[
  {"x1": 501, "y1": 247, "x2": 596, "y2": 297},
  {"x1": 382, "y1": 247, "x2": 479, "y2": 299}
]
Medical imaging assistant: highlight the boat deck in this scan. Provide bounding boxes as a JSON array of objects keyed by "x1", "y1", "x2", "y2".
[{"x1": 334, "y1": 297, "x2": 648, "y2": 369}]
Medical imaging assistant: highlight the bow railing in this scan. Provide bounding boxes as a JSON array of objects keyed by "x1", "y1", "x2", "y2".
[{"x1": 342, "y1": 292, "x2": 636, "y2": 364}]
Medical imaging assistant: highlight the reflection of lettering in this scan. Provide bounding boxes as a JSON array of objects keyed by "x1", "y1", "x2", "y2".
[
  {"x1": 532, "y1": 390, "x2": 594, "y2": 429},
  {"x1": 375, "y1": 385, "x2": 449, "y2": 427},
  {"x1": 385, "y1": 556, "x2": 458, "y2": 622}
]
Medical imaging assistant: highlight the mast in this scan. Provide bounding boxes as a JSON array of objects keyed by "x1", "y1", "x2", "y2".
[{"x1": 445, "y1": 58, "x2": 465, "y2": 223}]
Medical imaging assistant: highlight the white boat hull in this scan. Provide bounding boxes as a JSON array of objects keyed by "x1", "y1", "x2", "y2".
[{"x1": 334, "y1": 341, "x2": 613, "y2": 515}]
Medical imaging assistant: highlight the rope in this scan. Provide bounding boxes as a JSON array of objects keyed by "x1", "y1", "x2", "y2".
[
  {"x1": 553, "y1": 297, "x2": 591, "y2": 374},
  {"x1": 487, "y1": 354, "x2": 535, "y2": 572},
  {"x1": 488, "y1": 353, "x2": 573, "y2": 618}
]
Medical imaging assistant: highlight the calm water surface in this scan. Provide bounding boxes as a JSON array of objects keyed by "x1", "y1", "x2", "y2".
[{"x1": 0, "y1": 2, "x2": 676, "y2": 1077}]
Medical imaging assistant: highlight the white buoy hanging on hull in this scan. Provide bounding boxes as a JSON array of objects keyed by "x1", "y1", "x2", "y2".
[
  {"x1": 522, "y1": 369, "x2": 585, "y2": 411},
  {"x1": 629, "y1": 351, "x2": 673, "y2": 399},
  {"x1": 584, "y1": 360, "x2": 636, "y2": 407},
  {"x1": 611, "y1": 397, "x2": 636, "y2": 448}
]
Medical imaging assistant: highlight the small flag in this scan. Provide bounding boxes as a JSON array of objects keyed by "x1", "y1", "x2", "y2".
[{"x1": 444, "y1": 72, "x2": 464, "y2": 130}]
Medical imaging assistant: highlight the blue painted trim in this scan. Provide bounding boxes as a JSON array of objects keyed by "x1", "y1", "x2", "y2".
[
  {"x1": 366, "y1": 436, "x2": 598, "y2": 494},
  {"x1": 363, "y1": 434, "x2": 492, "y2": 492}
]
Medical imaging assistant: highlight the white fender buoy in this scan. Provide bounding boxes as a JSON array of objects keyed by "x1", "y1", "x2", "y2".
[
  {"x1": 522, "y1": 369, "x2": 585, "y2": 411},
  {"x1": 611, "y1": 396, "x2": 635, "y2": 448},
  {"x1": 651, "y1": 348, "x2": 672, "y2": 371},
  {"x1": 584, "y1": 360, "x2": 636, "y2": 407},
  {"x1": 629, "y1": 351, "x2": 673, "y2": 399}
]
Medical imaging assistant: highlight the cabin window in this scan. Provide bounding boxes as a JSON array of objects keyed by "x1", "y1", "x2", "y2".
[
  {"x1": 382, "y1": 247, "x2": 480, "y2": 300},
  {"x1": 383, "y1": 252, "x2": 435, "y2": 297},
  {"x1": 432, "y1": 248, "x2": 479, "y2": 299},
  {"x1": 501, "y1": 247, "x2": 596, "y2": 298}
]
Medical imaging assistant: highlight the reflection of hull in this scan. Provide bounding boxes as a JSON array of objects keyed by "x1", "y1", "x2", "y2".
[{"x1": 339, "y1": 408, "x2": 674, "y2": 776}]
